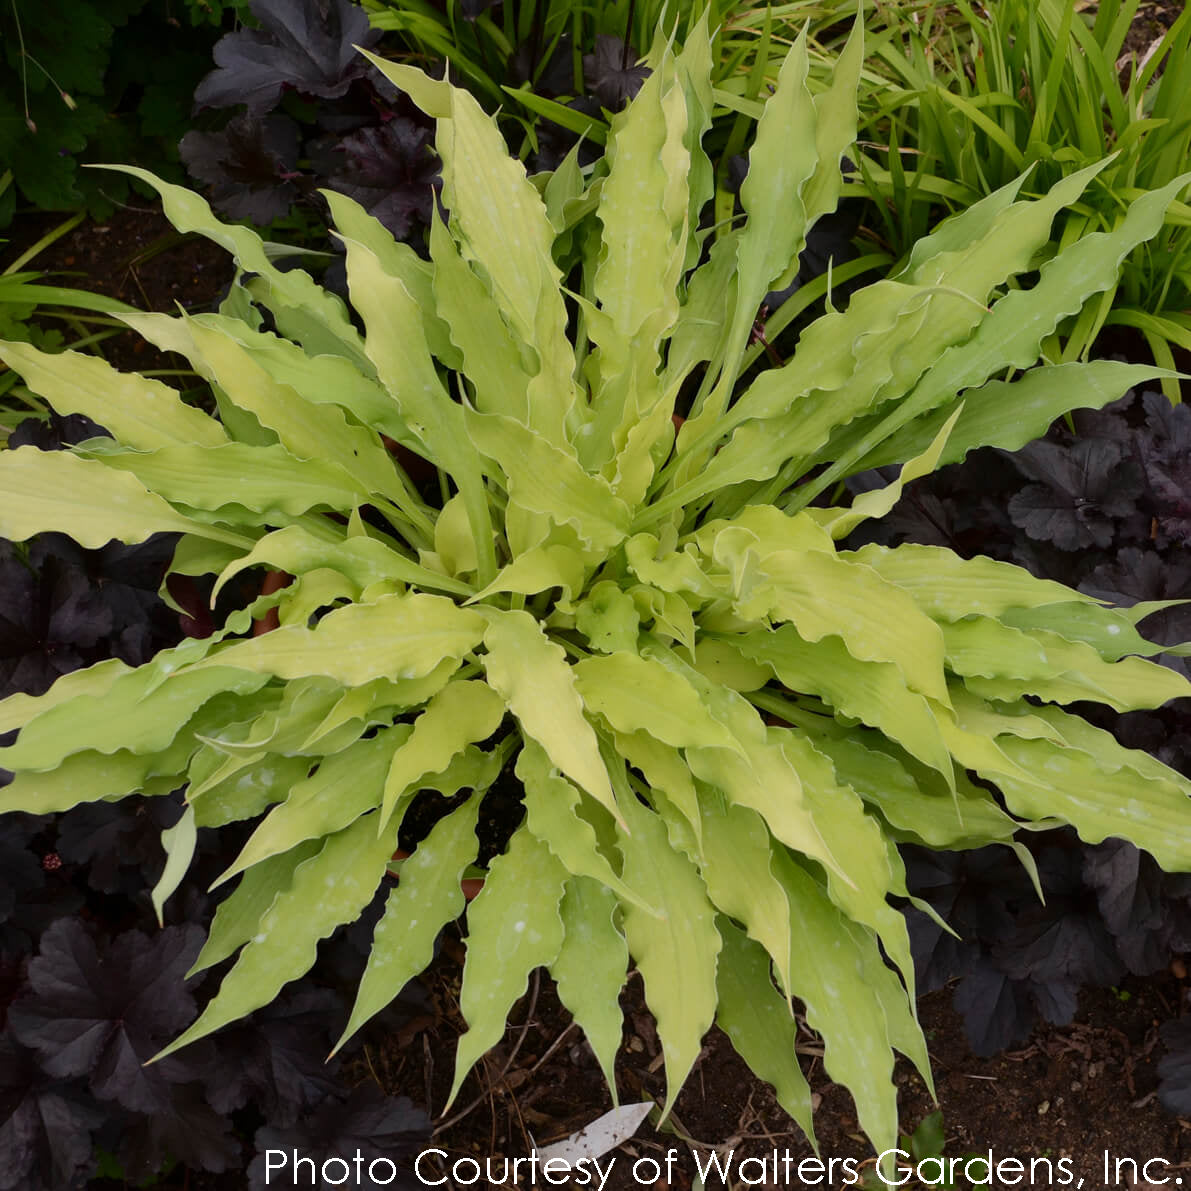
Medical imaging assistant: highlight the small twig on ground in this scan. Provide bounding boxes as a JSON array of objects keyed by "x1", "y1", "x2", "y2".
[
  {"x1": 528, "y1": 1021, "x2": 577, "y2": 1076},
  {"x1": 433, "y1": 971, "x2": 543, "y2": 1136}
]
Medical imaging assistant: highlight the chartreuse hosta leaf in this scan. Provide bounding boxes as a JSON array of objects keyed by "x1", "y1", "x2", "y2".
[
  {"x1": 551, "y1": 876, "x2": 629, "y2": 1102},
  {"x1": 614, "y1": 760, "x2": 720, "y2": 1120},
  {"x1": 448, "y1": 824, "x2": 568, "y2": 1105},
  {"x1": 0, "y1": 339, "x2": 228, "y2": 449},
  {"x1": 715, "y1": 920, "x2": 817, "y2": 1147},
  {"x1": 3, "y1": 11, "x2": 1190, "y2": 1162},
  {"x1": 157, "y1": 811, "x2": 399, "y2": 1060},
  {"x1": 336, "y1": 793, "x2": 483, "y2": 1056}
]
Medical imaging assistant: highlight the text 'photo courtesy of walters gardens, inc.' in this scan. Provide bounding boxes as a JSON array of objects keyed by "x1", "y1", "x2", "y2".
[{"x1": 258, "y1": 1148, "x2": 1188, "y2": 1188}]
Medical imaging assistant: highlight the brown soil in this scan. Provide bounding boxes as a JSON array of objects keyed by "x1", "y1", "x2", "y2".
[
  {"x1": 1, "y1": 202, "x2": 234, "y2": 382},
  {"x1": 1117, "y1": 0, "x2": 1186, "y2": 64},
  {"x1": 357, "y1": 936, "x2": 1191, "y2": 1191}
]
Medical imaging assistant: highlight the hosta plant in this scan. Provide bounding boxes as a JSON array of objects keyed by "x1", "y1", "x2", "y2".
[{"x1": 1, "y1": 16, "x2": 1190, "y2": 1159}]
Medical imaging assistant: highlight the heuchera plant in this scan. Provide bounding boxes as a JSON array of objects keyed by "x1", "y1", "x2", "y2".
[{"x1": 1, "y1": 17, "x2": 1190, "y2": 1156}]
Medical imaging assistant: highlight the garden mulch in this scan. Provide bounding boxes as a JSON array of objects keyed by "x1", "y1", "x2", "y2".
[{"x1": 362, "y1": 935, "x2": 1191, "y2": 1190}]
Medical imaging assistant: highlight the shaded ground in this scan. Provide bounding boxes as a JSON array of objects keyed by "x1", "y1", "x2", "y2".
[
  {"x1": 1, "y1": 204, "x2": 234, "y2": 384},
  {"x1": 1118, "y1": 0, "x2": 1186, "y2": 63},
  {"x1": 364, "y1": 934, "x2": 1190, "y2": 1190}
]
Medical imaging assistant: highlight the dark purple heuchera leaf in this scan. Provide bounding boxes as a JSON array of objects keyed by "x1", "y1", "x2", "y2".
[
  {"x1": 1082, "y1": 546, "x2": 1191, "y2": 648},
  {"x1": 328, "y1": 118, "x2": 440, "y2": 241},
  {"x1": 847, "y1": 450, "x2": 1020, "y2": 558},
  {"x1": 994, "y1": 843, "x2": 1125, "y2": 1001},
  {"x1": 1139, "y1": 391, "x2": 1191, "y2": 547},
  {"x1": 194, "y1": 0, "x2": 381, "y2": 114},
  {"x1": 995, "y1": 907, "x2": 1123, "y2": 1004},
  {"x1": 583, "y1": 36, "x2": 650, "y2": 110},
  {"x1": 199, "y1": 987, "x2": 344, "y2": 1124},
  {"x1": 952, "y1": 958, "x2": 1036, "y2": 1057},
  {"x1": 1108, "y1": 707, "x2": 1191, "y2": 779},
  {"x1": 1083, "y1": 839, "x2": 1166, "y2": 963},
  {"x1": 0, "y1": 1037, "x2": 103, "y2": 1191},
  {"x1": 7, "y1": 412, "x2": 106, "y2": 450},
  {"x1": 56, "y1": 793, "x2": 187, "y2": 895},
  {"x1": 247, "y1": 1085, "x2": 431, "y2": 1190},
  {"x1": 0, "y1": 817, "x2": 46, "y2": 953},
  {"x1": 530, "y1": 96, "x2": 604, "y2": 173},
  {"x1": 101, "y1": 1084, "x2": 240, "y2": 1181},
  {"x1": 1159, "y1": 1016, "x2": 1191, "y2": 1116},
  {"x1": 0, "y1": 540, "x2": 110, "y2": 698},
  {"x1": 1027, "y1": 975, "x2": 1079, "y2": 1027},
  {"x1": 0, "y1": 812, "x2": 83, "y2": 955},
  {"x1": 904, "y1": 837, "x2": 1140, "y2": 1055},
  {"x1": 1080, "y1": 831, "x2": 1191, "y2": 971},
  {"x1": 181, "y1": 112, "x2": 304, "y2": 225},
  {"x1": 509, "y1": 34, "x2": 575, "y2": 98},
  {"x1": 1007, "y1": 438, "x2": 1143, "y2": 549},
  {"x1": 7, "y1": 919, "x2": 206, "y2": 1113}
]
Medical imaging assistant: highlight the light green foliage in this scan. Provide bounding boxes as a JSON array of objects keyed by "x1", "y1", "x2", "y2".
[
  {"x1": 859, "y1": 0, "x2": 1191, "y2": 395},
  {"x1": 0, "y1": 19, "x2": 1189, "y2": 1159}
]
